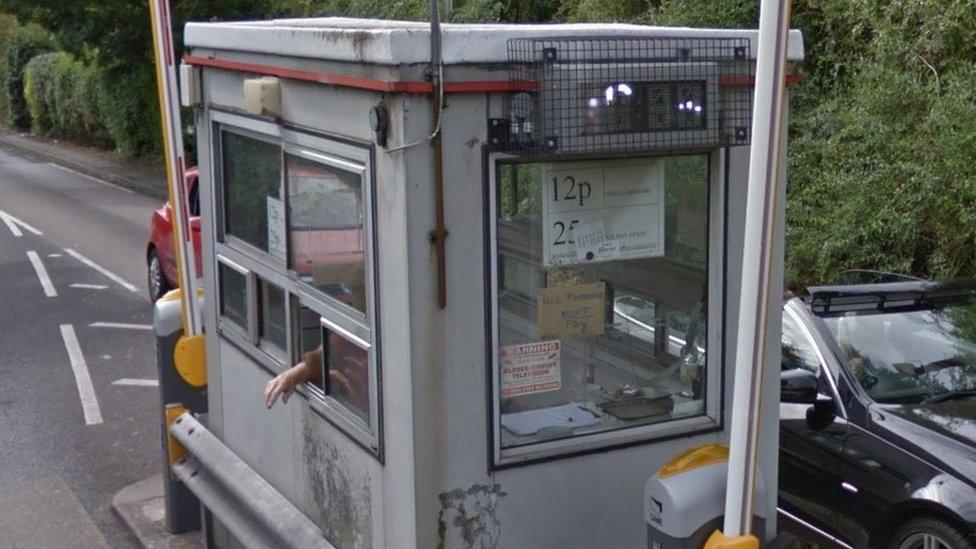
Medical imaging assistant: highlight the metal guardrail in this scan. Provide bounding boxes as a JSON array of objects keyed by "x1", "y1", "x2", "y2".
[{"x1": 170, "y1": 412, "x2": 334, "y2": 549}]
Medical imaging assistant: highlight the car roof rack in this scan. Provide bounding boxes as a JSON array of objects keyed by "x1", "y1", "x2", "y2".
[
  {"x1": 805, "y1": 279, "x2": 976, "y2": 315},
  {"x1": 834, "y1": 269, "x2": 925, "y2": 285}
]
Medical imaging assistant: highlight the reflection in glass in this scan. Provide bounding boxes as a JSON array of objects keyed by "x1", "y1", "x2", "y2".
[
  {"x1": 218, "y1": 263, "x2": 248, "y2": 330},
  {"x1": 323, "y1": 329, "x2": 370, "y2": 422},
  {"x1": 221, "y1": 131, "x2": 282, "y2": 253},
  {"x1": 495, "y1": 155, "x2": 710, "y2": 449},
  {"x1": 286, "y1": 154, "x2": 366, "y2": 313},
  {"x1": 257, "y1": 279, "x2": 287, "y2": 351},
  {"x1": 823, "y1": 296, "x2": 976, "y2": 405}
]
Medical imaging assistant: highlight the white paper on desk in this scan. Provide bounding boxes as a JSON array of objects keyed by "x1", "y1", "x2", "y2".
[{"x1": 501, "y1": 403, "x2": 601, "y2": 436}]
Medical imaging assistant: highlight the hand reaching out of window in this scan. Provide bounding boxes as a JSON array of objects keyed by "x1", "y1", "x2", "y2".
[{"x1": 264, "y1": 345, "x2": 360, "y2": 409}]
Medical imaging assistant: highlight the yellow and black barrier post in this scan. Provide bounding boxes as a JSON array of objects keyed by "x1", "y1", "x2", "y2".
[{"x1": 154, "y1": 290, "x2": 207, "y2": 534}]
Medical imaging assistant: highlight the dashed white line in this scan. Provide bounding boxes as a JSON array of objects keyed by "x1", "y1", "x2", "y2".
[
  {"x1": 64, "y1": 248, "x2": 138, "y2": 293},
  {"x1": 59, "y1": 324, "x2": 103, "y2": 426},
  {"x1": 26, "y1": 250, "x2": 57, "y2": 297},
  {"x1": 71, "y1": 283, "x2": 108, "y2": 290},
  {"x1": 111, "y1": 378, "x2": 159, "y2": 387},
  {"x1": 48, "y1": 253, "x2": 62, "y2": 258},
  {"x1": 47, "y1": 163, "x2": 134, "y2": 193},
  {"x1": 89, "y1": 322, "x2": 153, "y2": 331},
  {"x1": 0, "y1": 210, "x2": 42, "y2": 237}
]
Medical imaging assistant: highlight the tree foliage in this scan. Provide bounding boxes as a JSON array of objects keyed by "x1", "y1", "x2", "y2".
[
  {"x1": 0, "y1": 0, "x2": 273, "y2": 155},
  {"x1": 3, "y1": 0, "x2": 975, "y2": 289}
]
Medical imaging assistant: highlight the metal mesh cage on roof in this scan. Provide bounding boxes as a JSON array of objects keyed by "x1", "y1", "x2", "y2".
[{"x1": 492, "y1": 36, "x2": 754, "y2": 157}]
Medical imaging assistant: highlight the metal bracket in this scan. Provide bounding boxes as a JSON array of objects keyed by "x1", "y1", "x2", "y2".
[{"x1": 487, "y1": 118, "x2": 510, "y2": 151}]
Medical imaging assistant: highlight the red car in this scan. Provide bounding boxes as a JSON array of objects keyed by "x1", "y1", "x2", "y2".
[{"x1": 147, "y1": 167, "x2": 202, "y2": 301}]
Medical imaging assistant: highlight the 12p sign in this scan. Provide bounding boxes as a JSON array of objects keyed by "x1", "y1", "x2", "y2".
[{"x1": 541, "y1": 159, "x2": 666, "y2": 266}]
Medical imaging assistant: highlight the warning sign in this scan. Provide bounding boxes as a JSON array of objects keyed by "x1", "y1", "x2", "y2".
[{"x1": 500, "y1": 341, "x2": 561, "y2": 398}]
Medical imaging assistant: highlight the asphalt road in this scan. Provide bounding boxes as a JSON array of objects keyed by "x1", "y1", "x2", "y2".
[{"x1": 0, "y1": 143, "x2": 161, "y2": 548}]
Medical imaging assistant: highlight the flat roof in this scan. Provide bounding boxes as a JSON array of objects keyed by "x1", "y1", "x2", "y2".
[{"x1": 185, "y1": 17, "x2": 805, "y2": 65}]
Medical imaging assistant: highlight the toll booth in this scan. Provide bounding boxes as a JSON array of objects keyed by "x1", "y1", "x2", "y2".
[{"x1": 182, "y1": 18, "x2": 803, "y2": 548}]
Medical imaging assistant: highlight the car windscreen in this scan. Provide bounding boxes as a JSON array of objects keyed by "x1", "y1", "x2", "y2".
[{"x1": 822, "y1": 296, "x2": 976, "y2": 404}]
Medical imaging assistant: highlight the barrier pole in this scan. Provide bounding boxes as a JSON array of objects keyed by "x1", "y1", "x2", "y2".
[
  {"x1": 148, "y1": 0, "x2": 202, "y2": 337},
  {"x1": 705, "y1": 0, "x2": 793, "y2": 547}
]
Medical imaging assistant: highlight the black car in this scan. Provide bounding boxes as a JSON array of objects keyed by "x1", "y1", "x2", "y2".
[{"x1": 778, "y1": 280, "x2": 976, "y2": 549}]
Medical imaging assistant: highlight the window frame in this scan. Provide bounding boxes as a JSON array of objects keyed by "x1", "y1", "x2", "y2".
[
  {"x1": 783, "y1": 302, "x2": 847, "y2": 420},
  {"x1": 486, "y1": 151, "x2": 726, "y2": 467},
  {"x1": 209, "y1": 110, "x2": 382, "y2": 456}
]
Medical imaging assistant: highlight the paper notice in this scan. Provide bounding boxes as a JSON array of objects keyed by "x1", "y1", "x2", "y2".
[
  {"x1": 574, "y1": 220, "x2": 620, "y2": 262},
  {"x1": 538, "y1": 282, "x2": 606, "y2": 339},
  {"x1": 501, "y1": 340, "x2": 562, "y2": 398},
  {"x1": 266, "y1": 196, "x2": 286, "y2": 261}
]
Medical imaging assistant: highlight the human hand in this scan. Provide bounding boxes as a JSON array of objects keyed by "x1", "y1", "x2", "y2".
[{"x1": 265, "y1": 364, "x2": 304, "y2": 409}]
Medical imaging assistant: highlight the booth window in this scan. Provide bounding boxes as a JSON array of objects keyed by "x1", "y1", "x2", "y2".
[
  {"x1": 323, "y1": 327, "x2": 370, "y2": 422},
  {"x1": 211, "y1": 113, "x2": 381, "y2": 453},
  {"x1": 221, "y1": 130, "x2": 284, "y2": 257},
  {"x1": 286, "y1": 152, "x2": 367, "y2": 314},
  {"x1": 218, "y1": 259, "x2": 249, "y2": 331},
  {"x1": 492, "y1": 155, "x2": 715, "y2": 458},
  {"x1": 257, "y1": 279, "x2": 287, "y2": 353}
]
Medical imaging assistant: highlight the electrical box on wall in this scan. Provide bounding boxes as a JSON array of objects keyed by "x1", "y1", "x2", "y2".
[
  {"x1": 243, "y1": 76, "x2": 282, "y2": 118},
  {"x1": 496, "y1": 36, "x2": 754, "y2": 156}
]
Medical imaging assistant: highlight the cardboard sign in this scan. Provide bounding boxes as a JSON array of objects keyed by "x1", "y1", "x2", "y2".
[
  {"x1": 541, "y1": 159, "x2": 665, "y2": 266},
  {"x1": 538, "y1": 282, "x2": 606, "y2": 339},
  {"x1": 500, "y1": 340, "x2": 561, "y2": 398}
]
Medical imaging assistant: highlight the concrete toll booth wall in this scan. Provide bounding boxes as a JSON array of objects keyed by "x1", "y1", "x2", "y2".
[{"x1": 184, "y1": 18, "x2": 804, "y2": 549}]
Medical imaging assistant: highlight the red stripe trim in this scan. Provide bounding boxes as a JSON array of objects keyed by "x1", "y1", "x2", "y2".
[
  {"x1": 185, "y1": 54, "x2": 802, "y2": 93},
  {"x1": 444, "y1": 80, "x2": 538, "y2": 92},
  {"x1": 183, "y1": 55, "x2": 537, "y2": 94},
  {"x1": 719, "y1": 73, "x2": 805, "y2": 87}
]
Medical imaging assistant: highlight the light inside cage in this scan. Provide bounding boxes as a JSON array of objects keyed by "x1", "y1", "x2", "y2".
[
  {"x1": 677, "y1": 99, "x2": 704, "y2": 113},
  {"x1": 600, "y1": 83, "x2": 635, "y2": 106}
]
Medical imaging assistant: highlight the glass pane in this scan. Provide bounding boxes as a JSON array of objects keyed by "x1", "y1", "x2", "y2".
[
  {"x1": 781, "y1": 313, "x2": 821, "y2": 375},
  {"x1": 295, "y1": 306, "x2": 322, "y2": 362},
  {"x1": 218, "y1": 262, "x2": 248, "y2": 330},
  {"x1": 323, "y1": 328, "x2": 370, "y2": 422},
  {"x1": 257, "y1": 279, "x2": 287, "y2": 351},
  {"x1": 823, "y1": 295, "x2": 976, "y2": 404},
  {"x1": 495, "y1": 156, "x2": 709, "y2": 450},
  {"x1": 287, "y1": 154, "x2": 366, "y2": 313},
  {"x1": 221, "y1": 131, "x2": 283, "y2": 255}
]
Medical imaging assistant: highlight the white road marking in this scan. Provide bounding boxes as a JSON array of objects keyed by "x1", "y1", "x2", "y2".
[
  {"x1": 89, "y1": 322, "x2": 152, "y2": 331},
  {"x1": 47, "y1": 163, "x2": 134, "y2": 193},
  {"x1": 48, "y1": 253, "x2": 62, "y2": 258},
  {"x1": 59, "y1": 324, "x2": 103, "y2": 426},
  {"x1": 0, "y1": 210, "x2": 43, "y2": 237},
  {"x1": 26, "y1": 250, "x2": 57, "y2": 297},
  {"x1": 111, "y1": 378, "x2": 159, "y2": 387},
  {"x1": 70, "y1": 283, "x2": 108, "y2": 290},
  {"x1": 64, "y1": 248, "x2": 138, "y2": 293}
]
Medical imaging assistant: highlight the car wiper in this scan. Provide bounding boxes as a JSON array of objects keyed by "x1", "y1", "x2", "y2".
[
  {"x1": 894, "y1": 356, "x2": 969, "y2": 376},
  {"x1": 920, "y1": 389, "x2": 976, "y2": 405}
]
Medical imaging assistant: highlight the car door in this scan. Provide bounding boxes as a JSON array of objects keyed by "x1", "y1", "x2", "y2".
[
  {"x1": 829, "y1": 402, "x2": 925, "y2": 547},
  {"x1": 778, "y1": 303, "x2": 853, "y2": 544}
]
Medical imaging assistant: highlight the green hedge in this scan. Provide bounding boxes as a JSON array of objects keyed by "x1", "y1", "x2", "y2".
[
  {"x1": 3, "y1": 22, "x2": 54, "y2": 130},
  {"x1": 97, "y1": 64, "x2": 161, "y2": 157},
  {"x1": 23, "y1": 51, "x2": 110, "y2": 145}
]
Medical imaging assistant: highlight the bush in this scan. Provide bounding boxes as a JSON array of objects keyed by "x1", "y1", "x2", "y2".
[
  {"x1": 3, "y1": 22, "x2": 53, "y2": 129},
  {"x1": 23, "y1": 51, "x2": 111, "y2": 145},
  {"x1": 96, "y1": 64, "x2": 161, "y2": 157}
]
